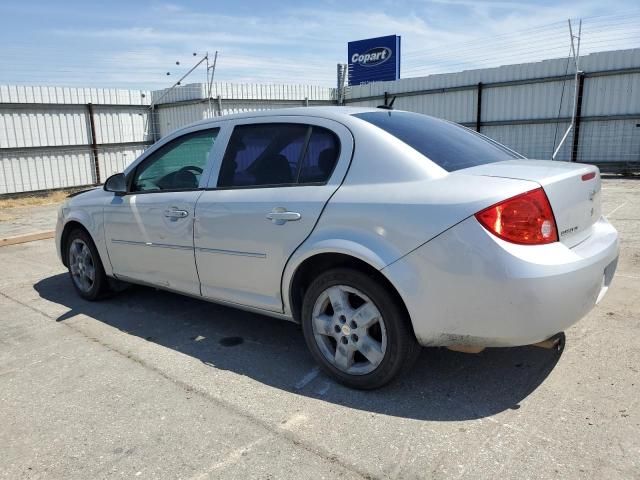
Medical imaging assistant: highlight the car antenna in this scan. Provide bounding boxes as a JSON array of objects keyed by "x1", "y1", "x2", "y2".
[{"x1": 377, "y1": 91, "x2": 396, "y2": 110}]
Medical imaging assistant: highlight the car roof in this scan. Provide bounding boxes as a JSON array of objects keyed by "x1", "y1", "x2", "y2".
[{"x1": 183, "y1": 106, "x2": 382, "y2": 129}]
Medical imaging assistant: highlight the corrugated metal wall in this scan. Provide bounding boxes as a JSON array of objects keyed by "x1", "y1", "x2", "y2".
[
  {"x1": 153, "y1": 82, "x2": 336, "y2": 138},
  {"x1": 1, "y1": 149, "x2": 94, "y2": 193},
  {"x1": 2, "y1": 49, "x2": 639, "y2": 194},
  {"x1": 152, "y1": 82, "x2": 336, "y2": 104},
  {"x1": 0, "y1": 106, "x2": 89, "y2": 148},
  {"x1": 99, "y1": 146, "x2": 147, "y2": 180},
  {"x1": 345, "y1": 49, "x2": 640, "y2": 165},
  {"x1": 0, "y1": 85, "x2": 150, "y2": 105},
  {"x1": 346, "y1": 49, "x2": 640, "y2": 97},
  {"x1": 0, "y1": 82, "x2": 336, "y2": 194},
  {"x1": 155, "y1": 101, "x2": 324, "y2": 138},
  {"x1": 0, "y1": 86, "x2": 152, "y2": 194}
]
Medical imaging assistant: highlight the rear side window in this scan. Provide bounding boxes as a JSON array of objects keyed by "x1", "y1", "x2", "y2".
[
  {"x1": 298, "y1": 128, "x2": 340, "y2": 184},
  {"x1": 218, "y1": 124, "x2": 307, "y2": 187},
  {"x1": 218, "y1": 123, "x2": 340, "y2": 188},
  {"x1": 353, "y1": 111, "x2": 520, "y2": 172}
]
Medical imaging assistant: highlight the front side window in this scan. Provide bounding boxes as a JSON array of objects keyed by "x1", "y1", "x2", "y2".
[
  {"x1": 353, "y1": 111, "x2": 521, "y2": 172},
  {"x1": 132, "y1": 129, "x2": 218, "y2": 192},
  {"x1": 218, "y1": 124, "x2": 309, "y2": 188}
]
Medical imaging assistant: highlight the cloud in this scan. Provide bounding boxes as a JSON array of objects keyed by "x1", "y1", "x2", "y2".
[
  {"x1": 51, "y1": 26, "x2": 291, "y2": 47},
  {"x1": 2, "y1": 0, "x2": 639, "y2": 88}
]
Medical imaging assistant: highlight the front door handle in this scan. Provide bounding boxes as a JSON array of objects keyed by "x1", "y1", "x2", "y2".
[
  {"x1": 164, "y1": 209, "x2": 189, "y2": 219},
  {"x1": 266, "y1": 208, "x2": 301, "y2": 225}
]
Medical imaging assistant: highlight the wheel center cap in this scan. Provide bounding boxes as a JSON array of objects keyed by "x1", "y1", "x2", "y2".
[{"x1": 341, "y1": 324, "x2": 351, "y2": 336}]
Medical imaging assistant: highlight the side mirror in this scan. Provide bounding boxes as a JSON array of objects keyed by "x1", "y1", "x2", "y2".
[{"x1": 104, "y1": 173, "x2": 127, "y2": 195}]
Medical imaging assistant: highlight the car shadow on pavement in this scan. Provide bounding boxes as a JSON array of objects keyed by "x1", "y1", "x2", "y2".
[{"x1": 35, "y1": 274, "x2": 562, "y2": 421}]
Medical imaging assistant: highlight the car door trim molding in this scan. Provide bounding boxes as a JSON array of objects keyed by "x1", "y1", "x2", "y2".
[
  {"x1": 195, "y1": 246, "x2": 267, "y2": 258},
  {"x1": 111, "y1": 238, "x2": 193, "y2": 251}
]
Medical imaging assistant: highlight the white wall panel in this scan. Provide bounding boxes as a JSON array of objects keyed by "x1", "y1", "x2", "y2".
[
  {"x1": 152, "y1": 82, "x2": 336, "y2": 105},
  {"x1": 93, "y1": 107, "x2": 150, "y2": 144},
  {"x1": 346, "y1": 48, "x2": 640, "y2": 100},
  {"x1": 0, "y1": 149, "x2": 94, "y2": 194},
  {"x1": 99, "y1": 146, "x2": 146, "y2": 179},
  {"x1": 2, "y1": 49, "x2": 640, "y2": 194},
  {"x1": 0, "y1": 106, "x2": 89, "y2": 148},
  {"x1": 577, "y1": 120, "x2": 640, "y2": 163},
  {"x1": 345, "y1": 49, "x2": 640, "y2": 169},
  {"x1": 156, "y1": 104, "x2": 208, "y2": 138},
  {"x1": 482, "y1": 80, "x2": 575, "y2": 122},
  {"x1": 481, "y1": 122, "x2": 573, "y2": 161},
  {"x1": 156, "y1": 100, "x2": 323, "y2": 137},
  {"x1": 391, "y1": 90, "x2": 477, "y2": 123},
  {"x1": 582, "y1": 73, "x2": 640, "y2": 117},
  {"x1": 0, "y1": 85, "x2": 150, "y2": 105}
]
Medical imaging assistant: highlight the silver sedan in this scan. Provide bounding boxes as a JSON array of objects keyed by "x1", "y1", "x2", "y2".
[{"x1": 56, "y1": 107, "x2": 619, "y2": 389}]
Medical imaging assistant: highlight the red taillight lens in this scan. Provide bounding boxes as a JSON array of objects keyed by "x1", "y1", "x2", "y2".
[{"x1": 475, "y1": 188, "x2": 558, "y2": 245}]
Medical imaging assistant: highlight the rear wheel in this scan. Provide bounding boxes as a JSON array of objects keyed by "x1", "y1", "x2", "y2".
[
  {"x1": 301, "y1": 268, "x2": 420, "y2": 389},
  {"x1": 66, "y1": 229, "x2": 111, "y2": 301}
]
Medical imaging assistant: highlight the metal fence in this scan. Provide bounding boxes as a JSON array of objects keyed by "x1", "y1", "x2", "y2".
[
  {"x1": 0, "y1": 83, "x2": 335, "y2": 194},
  {"x1": 344, "y1": 48, "x2": 640, "y2": 169},
  {"x1": 0, "y1": 86, "x2": 152, "y2": 194},
  {"x1": 2, "y1": 48, "x2": 639, "y2": 195},
  {"x1": 151, "y1": 82, "x2": 336, "y2": 138}
]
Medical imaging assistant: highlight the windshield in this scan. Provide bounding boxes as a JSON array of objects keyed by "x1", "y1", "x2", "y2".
[{"x1": 353, "y1": 111, "x2": 522, "y2": 172}]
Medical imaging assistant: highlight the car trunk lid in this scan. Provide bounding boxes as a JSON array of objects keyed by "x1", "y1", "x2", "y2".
[{"x1": 458, "y1": 159, "x2": 601, "y2": 247}]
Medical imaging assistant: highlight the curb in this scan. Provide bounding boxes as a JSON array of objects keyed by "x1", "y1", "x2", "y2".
[{"x1": 0, "y1": 231, "x2": 55, "y2": 247}]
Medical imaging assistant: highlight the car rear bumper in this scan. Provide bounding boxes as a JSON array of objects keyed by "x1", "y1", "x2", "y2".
[{"x1": 382, "y1": 215, "x2": 619, "y2": 347}]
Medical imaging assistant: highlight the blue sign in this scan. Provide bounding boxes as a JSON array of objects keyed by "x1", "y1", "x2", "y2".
[{"x1": 348, "y1": 35, "x2": 401, "y2": 86}]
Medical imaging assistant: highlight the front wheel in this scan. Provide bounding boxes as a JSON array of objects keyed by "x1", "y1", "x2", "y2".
[
  {"x1": 301, "y1": 268, "x2": 420, "y2": 389},
  {"x1": 66, "y1": 229, "x2": 111, "y2": 301}
]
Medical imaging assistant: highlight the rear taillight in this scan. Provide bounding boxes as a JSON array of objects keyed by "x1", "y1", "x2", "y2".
[{"x1": 475, "y1": 188, "x2": 558, "y2": 245}]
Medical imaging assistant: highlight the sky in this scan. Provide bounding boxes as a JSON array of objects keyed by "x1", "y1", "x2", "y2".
[{"x1": 0, "y1": 0, "x2": 638, "y2": 89}]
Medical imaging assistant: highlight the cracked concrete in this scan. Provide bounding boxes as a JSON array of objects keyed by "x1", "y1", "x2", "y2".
[{"x1": 0, "y1": 178, "x2": 638, "y2": 479}]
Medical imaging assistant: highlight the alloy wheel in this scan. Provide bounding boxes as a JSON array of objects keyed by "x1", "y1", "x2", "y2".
[
  {"x1": 311, "y1": 285, "x2": 387, "y2": 375},
  {"x1": 69, "y1": 239, "x2": 95, "y2": 293}
]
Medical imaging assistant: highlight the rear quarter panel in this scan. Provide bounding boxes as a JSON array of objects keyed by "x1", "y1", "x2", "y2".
[{"x1": 282, "y1": 173, "x2": 539, "y2": 317}]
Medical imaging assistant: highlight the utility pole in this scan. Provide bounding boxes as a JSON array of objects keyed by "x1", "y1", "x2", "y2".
[
  {"x1": 144, "y1": 53, "x2": 212, "y2": 141},
  {"x1": 150, "y1": 54, "x2": 209, "y2": 108},
  {"x1": 552, "y1": 18, "x2": 582, "y2": 160},
  {"x1": 336, "y1": 63, "x2": 347, "y2": 105},
  {"x1": 206, "y1": 51, "x2": 219, "y2": 117}
]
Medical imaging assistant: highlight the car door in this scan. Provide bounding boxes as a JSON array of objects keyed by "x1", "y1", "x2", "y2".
[
  {"x1": 194, "y1": 117, "x2": 353, "y2": 312},
  {"x1": 104, "y1": 128, "x2": 220, "y2": 295}
]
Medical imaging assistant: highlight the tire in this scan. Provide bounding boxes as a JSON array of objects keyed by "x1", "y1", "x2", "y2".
[
  {"x1": 66, "y1": 228, "x2": 112, "y2": 301},
  {"x1": 301, "y1": 268, "x2": 420, "y2": 389}
]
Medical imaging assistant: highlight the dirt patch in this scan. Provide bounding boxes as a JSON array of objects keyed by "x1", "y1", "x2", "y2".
[
  {"x1": 0, "y1": 190, "x2": 69, "y2": 210},
  {"x1": 0, "y1": 212, "x2": 16, "y2": 222}
]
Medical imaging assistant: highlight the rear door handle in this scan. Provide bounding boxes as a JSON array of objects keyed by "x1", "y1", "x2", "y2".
[
  {"x1": 266, "y1": 208, "x2": 301, "y2": 225},
  {"x1": 164, "y1": 209, "x2": 189, "y2": 219}
]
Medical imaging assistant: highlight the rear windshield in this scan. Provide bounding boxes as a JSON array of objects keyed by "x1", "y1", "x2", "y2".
[{"x1": 353, "y1": 111, "x2": 521, "y2": 172}]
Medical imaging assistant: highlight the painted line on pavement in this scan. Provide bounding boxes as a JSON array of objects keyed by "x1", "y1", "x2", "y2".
[
  {"x1": 294, "y1": 367, "x2": 320, "y2": 390},
  {"x1": 606, "y1": 202, "x2": 627, "y2": 217}
]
